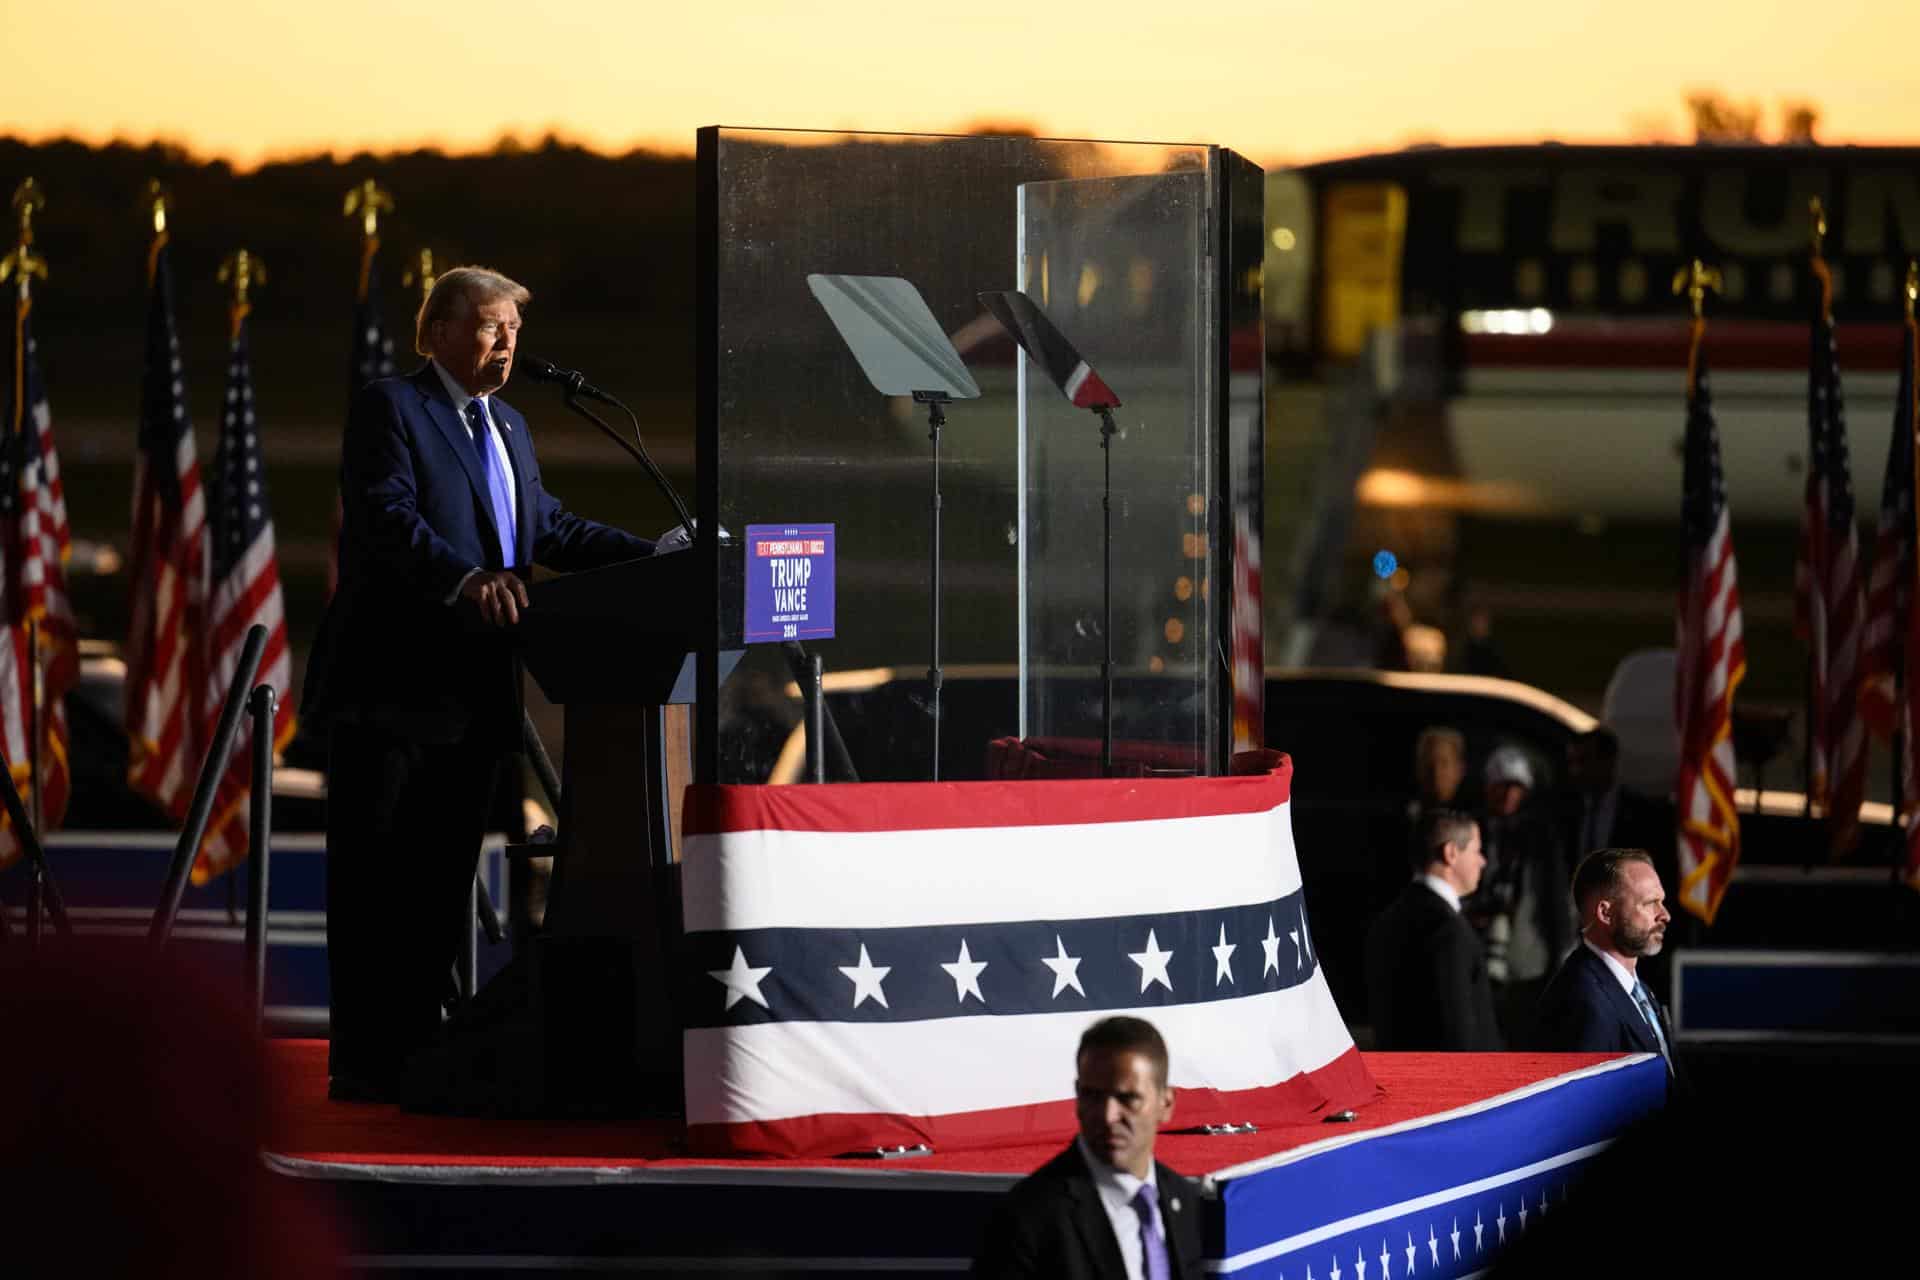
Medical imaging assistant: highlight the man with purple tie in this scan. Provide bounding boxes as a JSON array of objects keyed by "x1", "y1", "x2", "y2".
[
  {"x1": 973, "y1": 1017, "x2": 1204, "y2": 1279},
  {"x1": 305, "y1": 266, "x2": 651, "y2": 1102}
]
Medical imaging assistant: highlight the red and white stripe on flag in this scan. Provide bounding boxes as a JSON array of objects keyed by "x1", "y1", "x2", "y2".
[
  {"x1": 1677, "y1": 509, "x2": 1746, "y2": 921},
  {"x1": 192, "y1": 312, "x2": 294, "y2": 883},
  {"x1": 678, "y1": 757, "x2": 1378, "y2": 1158},
  {"x1": 126, "y1": 245, "x2": 209, "y2": 825},
  {"x1": 1792, "y1": 289, "x2": 1867, "y2": 856},
  {"x1": 1, "y1": 302, "x2": 77, "y2": 867},
  {"x1": 1675, "y1": 339, "x2": 1747, "y2": 925}
]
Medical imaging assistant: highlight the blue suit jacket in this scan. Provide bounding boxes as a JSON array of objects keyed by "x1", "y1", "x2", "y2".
[
  {"x1": 304, "y1": 364, "x2": 653, "y2": 745},
  {"x1": 1530, "y1": 943, "x2": 1684, "y2": 1091}
]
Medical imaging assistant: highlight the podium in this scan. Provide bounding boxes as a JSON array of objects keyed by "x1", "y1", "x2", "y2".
[{"x1": 515, "y1": 545, "x2": 743, "y2": 1091}]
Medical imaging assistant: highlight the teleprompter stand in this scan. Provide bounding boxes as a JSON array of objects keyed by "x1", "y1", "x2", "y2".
[
  {"x1": 978, "y1": 289, "x2": 1127, "y2": 776},
  {"x1": 807, "y1": 274, "x2": 979, "y2": 780}
]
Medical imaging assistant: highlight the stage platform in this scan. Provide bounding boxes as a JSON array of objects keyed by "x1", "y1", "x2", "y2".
[{"x1": 266, "y1": 1041, "x2": 1666, "y2": 1276}]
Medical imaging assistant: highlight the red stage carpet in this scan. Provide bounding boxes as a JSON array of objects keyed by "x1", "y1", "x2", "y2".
[{"x1": 266, "y1": 1039, "x2": 1623, "y2": 1176}]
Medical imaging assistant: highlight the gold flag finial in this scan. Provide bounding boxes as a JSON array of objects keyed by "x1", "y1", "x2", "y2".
[
  {"x1": 343, "y1": 179, "x2": 394, "y2": 240},
  {"x1": 11, "y1": 179, "x2": 45, "y2": 247},
  {"x1": 1810, "y1": 196, "x2": 1828, "y2": 256},
  {"x1": 400, "y1": 247, "x2": 437, "y2": 301},
  {"x1": 1906, "y1": 261, "x2": 1918, "y2": 322},
  {"x1": 145, "y1": 179, "x2": 170, "y2": 237},
  {"x1": 1, "y1": 180, "x2": 50, "y2": 298},
  {"x1": 217, "y1": 248, "x2": 266, "y2": 309},
  {"x1": 1670, "y1": 259, "x2": 1723, "y2": 320}
]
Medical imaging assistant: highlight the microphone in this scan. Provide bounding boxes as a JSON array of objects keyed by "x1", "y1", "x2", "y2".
[
  {"x1": 520, "y1": 354, "x2": 700, "y2": 548},
  {"x1": 520, "y1": 355, "x2": 618, "y2": 406}
]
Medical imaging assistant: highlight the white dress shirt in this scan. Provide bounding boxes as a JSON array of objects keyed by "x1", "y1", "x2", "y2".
[
  {"x1": 1076, "y1": 1135, "x2": 1158, "y2": 1280},
  {"x1": 1581, "y1": 936, "x2": 1638, "y2": 997},
  {"x1": 432, "y1": 360, "x2": 520, "y2": 601},
  {"x1": 1420, "y1": 873, "x2": 1462, "y2": 913}
]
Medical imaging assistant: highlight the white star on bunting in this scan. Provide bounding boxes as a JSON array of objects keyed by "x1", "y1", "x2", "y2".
[
  {"x1": 1211, "y1": 923, "x2": 1237, "y2": 985},
  {"x1": 1261, "y1": 916, "x2": 1282, "y2": 977},
  {"x1": 1405, "y1": 1232, "x2": 1416, "y2": 1273},
  {"x1": 1354, "y1": 1247, "x2": 1367, "y2": 1280},
  {"x1": 1290, "y1": 927, "x2": 1302, "y2": 969},
  {"x1": 709, "y1": 946, "x2": 772, "y2": 1011},
  {"x1": 1496, "y1": 1204, "x2": 1507, "y2": 1245},
  {"x1": 839, "y1": 944, "x2": 892, "y2": 1009},
  {"x1": 1129, "y1": 929, "x2": 1174, "y2": 993},
  {"x1": 1474, "y1": 1212, "x2": 1484, "y2": 1252},
  {"x1": 1041, "y1": 935, "x2": 1085, "y2": 998},
  {"x1": 1449, "y1": 1218, "x2": 1460, "y2": 1261},
  {"x1": 941, "y1": 938, "x2": 989, "y2": 1004},
  {"x1": 1378, "y1": 1237, "x2": 1391, "y2": 1278}
]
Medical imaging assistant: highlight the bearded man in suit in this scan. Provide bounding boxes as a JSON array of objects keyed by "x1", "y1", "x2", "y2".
[{"x1": 1532, "y1": 848, "x2": 1685, "y2": 1093}]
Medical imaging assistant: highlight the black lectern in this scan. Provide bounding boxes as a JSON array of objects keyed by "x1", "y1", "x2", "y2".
[{"x1": 515, "y1": 545, "x2": 743, "y2": 1092}]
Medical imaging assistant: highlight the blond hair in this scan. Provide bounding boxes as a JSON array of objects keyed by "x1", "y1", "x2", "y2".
[{"x1": 414, "y1": 266, "x2": 531, "y2": 356}]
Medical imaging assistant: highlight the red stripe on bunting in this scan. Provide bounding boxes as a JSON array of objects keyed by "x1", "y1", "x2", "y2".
[
  {"x1": 686, "y1": 1044, "x2": 1376, "y2": 1159},
  {"x1": 683, "y1": 755, "x2": 1294, "y2": 837}
]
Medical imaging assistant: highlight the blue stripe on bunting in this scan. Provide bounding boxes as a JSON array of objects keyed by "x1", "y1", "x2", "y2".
[
  {"x1": 681, "y1": 891, "x2": 1319, "y2": 1027},
  {"x1": 1221, "y1": 1059, "x2": 1674, "y2": 1266}
]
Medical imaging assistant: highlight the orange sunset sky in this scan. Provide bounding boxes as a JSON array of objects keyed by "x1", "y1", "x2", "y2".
[{"x1": 4, "y1": 1, "x2": 1918, "y2": 166}]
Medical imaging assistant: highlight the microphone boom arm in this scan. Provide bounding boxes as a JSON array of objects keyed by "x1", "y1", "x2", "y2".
[{"x1": 554, "y1": 387, "x2": 698, "y2": 548}]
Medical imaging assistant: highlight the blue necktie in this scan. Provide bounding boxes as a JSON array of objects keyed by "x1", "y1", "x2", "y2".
[
  {"x1": 464, "y1": 399, "x2": 517, "y2": 568},
  {"x1": 1132, "y1": 1185, "x2": 1173, "y2": 1280},
  {"x1": 1632, "y1": 979, "x2": 1672, "y2": 1071}
]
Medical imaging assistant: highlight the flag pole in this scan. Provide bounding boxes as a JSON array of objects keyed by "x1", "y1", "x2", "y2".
[
  {"x1": 4, "y1": 180, "x2": 49, "y2": 942},
  {"x1": 1902, "y1": 260, "x2": 1919, "y2": 887},
  {"x1": 1800, "y1": 200, "x2": 1835, "y2": 832}
]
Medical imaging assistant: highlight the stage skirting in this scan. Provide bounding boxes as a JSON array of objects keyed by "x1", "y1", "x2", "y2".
[
  {"x1": 265, "y1": 1044, "x2": 1665, "y2": 1275},
  {"x1": 677, "y1": 753, "x2": 1378, "y2": 1157}
]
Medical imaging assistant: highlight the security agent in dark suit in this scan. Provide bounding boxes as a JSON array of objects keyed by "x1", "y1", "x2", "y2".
[
  {"x1": 1531, "y1": 848, "x2": 1684, "y2": 1091},
  {"x1": 1366, "y1": 809, "x2": 1504, "y2": 1051},
  {"x1": 304, "y1": 266, "x2": 652, "y2": 1101},
  {"x1": 973, "y1": 1017, "x2": 1203, "y2": 1280}
]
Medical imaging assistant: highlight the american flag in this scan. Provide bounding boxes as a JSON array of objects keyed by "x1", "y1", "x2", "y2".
[
  {"x1": 125, "y1": 238, "x2": 208, "y2": 825},
  {"x1": 1897, "y1": 313, "x2": 1920, "y2": 891},
  {"x1": 1675, "y1": 324, "x2": 1747, "y2": 924},
  {"x1": 194, "y1": 297, "x2": 294, "y2": 883},
  {"x1": 329, "y1": 238, "x2": 394, "y2": 598},
  {"x1": 1859, "y1": 323, "x2": 1913, "y2": 743},
  {"x1": 1792, "y1": 267, "x2": 1868, "y2": 856},
  {"x1": 0, "y1": 290, "x2": 76, "y2": 866}
]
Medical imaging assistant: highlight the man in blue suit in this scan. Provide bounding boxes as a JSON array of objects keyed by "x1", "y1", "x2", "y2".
[
  {"x1": 1531, "y1": 848, "x2": 1683, "y2": 1091},
  {"x1": 305, "y1": 266, "x2": 652, "y2": 1100}
]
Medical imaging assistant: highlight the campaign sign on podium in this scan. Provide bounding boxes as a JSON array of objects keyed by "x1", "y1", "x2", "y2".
[{"x1": 744, "y1": 523, "x2": 836, "y2": 643}]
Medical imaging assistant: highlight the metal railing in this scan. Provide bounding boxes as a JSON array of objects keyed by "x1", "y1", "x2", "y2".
[{"x1": 149, "y1": 624, "x2": 267, "y2": 951}]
